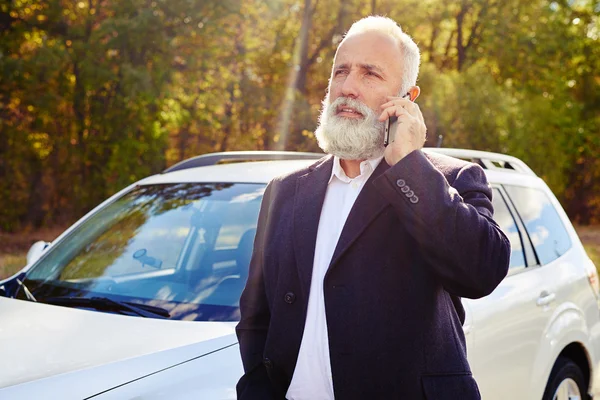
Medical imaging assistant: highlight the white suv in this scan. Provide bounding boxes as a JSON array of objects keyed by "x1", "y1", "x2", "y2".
[{"x1": 0, "y1": 149, "x2": 598, "y2": 400}]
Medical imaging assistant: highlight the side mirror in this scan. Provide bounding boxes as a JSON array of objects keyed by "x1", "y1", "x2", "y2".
[{"x1": 27, "y1": 241, "x2": 50, "y2": 265}]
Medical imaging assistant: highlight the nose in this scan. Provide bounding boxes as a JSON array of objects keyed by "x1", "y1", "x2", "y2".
[{"x1": 340, "y1": 71, "x2": 360, "y2": 99}]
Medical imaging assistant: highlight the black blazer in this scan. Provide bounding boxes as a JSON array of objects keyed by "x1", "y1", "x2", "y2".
[{"x1": 236, "y1": 150, "x2": 511, "y2": 399}]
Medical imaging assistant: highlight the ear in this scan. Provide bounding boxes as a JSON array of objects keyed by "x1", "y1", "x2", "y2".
[{"x1": 408, "y1": 86, "x2": 420, "y2": 101}]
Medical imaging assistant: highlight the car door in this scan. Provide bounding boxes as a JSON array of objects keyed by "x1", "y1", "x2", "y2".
[
  {"x1": 502, "y1": 184, "x2": 584, "y2": 396},
  {"x1": 466, "y1": 185, "x2": 556, "y2": 400}
]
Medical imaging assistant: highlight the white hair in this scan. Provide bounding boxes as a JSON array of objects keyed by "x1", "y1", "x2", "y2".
[{"x1": 340, "y1": 16, "x2": 421, "y2": 94}]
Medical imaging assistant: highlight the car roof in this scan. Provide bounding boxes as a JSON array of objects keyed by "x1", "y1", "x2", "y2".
[
  {"x1": 139, "y1": 149, "x2": 544, "y2": 189},
  {"x1": 141, "y1": 159, "x2": 317, "y2": 185}
]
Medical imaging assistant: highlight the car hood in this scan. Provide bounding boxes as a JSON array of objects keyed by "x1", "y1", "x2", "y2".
[{"x1": 0, "y1": 297, "x2": 237, "y2": 389}]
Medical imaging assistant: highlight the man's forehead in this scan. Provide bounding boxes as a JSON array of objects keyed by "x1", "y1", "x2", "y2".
[{"x1": 333, "y1": 31, "x2": 402, "y2": 70}]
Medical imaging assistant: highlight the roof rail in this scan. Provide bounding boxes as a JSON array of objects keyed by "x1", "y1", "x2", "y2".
[
  {"x1": 423, "y1": 148, "x2": 537, "y2": 177},
  {"x1": 164, "y1": 148, "x2": 536, "y2": 177},
  {"x1": 163, "y1": 151, "x2": 325, "y2": 173}
]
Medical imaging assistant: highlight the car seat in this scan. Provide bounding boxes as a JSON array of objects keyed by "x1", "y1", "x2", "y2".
[{"x1": 203, "y1": 228, "x2": 256, "y2": 306}]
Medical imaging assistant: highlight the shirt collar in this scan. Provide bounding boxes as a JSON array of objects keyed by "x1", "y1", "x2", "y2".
[{"x1": 329, "y1": 155, "x2": 384, "y2": 184}]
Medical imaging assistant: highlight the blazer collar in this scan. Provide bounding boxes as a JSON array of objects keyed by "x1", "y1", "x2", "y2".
[
  {"x1": 293, "y1": 155, "x2": 391, "y2": 299},
  {"x1": 327, "y1": 158, "x2": 390, "y2": 275},
  {"x1": 293, "y1": 155, "x2": 333, "y2": 300}
]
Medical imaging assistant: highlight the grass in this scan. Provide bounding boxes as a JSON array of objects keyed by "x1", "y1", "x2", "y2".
[
  {"x1": 576, "y1": 225, "x2": 600, "y2": 268},
  {"x1": 0, "y1": 226, "x2": 66, "y2": 280},
  {"x1": 585, "y1": 245, "x2": 600, "y2": 267},
  {"x1": 0, "y1": 254, "x2": 27, "y2": 279}
]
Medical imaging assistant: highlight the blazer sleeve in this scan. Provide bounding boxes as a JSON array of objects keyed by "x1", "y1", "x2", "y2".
[
  {"x1": 372, "y1": 149, "x2": 511, "y2": 299},
  {"x1": 235, "y1": 181, "x2": 277, "y2": 399}
]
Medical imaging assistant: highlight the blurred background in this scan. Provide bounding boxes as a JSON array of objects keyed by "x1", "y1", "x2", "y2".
[{"x1": 1, "y1": 0, "x2": 599, "y2": 276}]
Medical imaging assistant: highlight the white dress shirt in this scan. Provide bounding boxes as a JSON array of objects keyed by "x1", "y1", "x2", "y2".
[{"x1": 286, "y1": 155, "x2": 384, "y2": 400}]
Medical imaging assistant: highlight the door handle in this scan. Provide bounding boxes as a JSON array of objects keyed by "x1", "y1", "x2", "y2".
[{"x1": 536, "y1": 291, "x2": 556, "y2": 307}]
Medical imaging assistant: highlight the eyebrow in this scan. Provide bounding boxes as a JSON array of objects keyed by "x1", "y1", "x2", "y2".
[
  {"x1": 361, "y1": 64, "x2": 384, "y2": 74},
  {"x1": 334, "y1": 63, "x2": 385, "y2": 75}
]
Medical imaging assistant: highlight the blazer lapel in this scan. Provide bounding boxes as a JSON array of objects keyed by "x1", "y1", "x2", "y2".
[
  {"x1": 327, "y1": 159, "x2": 391, "y2": 275},
  {"x1": 293, "y1": 155, "x2": 333, "y2": 300}
]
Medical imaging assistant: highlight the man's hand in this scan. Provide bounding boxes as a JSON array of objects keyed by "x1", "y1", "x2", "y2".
[{"x1": 379, "y1": 95, "x2": 427, "y2": 166}]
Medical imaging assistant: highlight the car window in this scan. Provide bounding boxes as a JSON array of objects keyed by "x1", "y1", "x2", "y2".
[
  {"x1": 504, "y1": 185, "x2": 572, "y2": 265},
  {"x1": 19, "y1": 182, "x2": 265, "y2": 321},
  {"x1": 492, "y1": 188, "x2": 526, "y2": 269}
]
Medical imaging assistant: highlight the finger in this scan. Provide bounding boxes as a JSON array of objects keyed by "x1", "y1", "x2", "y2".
[
  {"x1": 378, "y1": 106, "x2": 400, "y2": 121},
  {"x1": 382, "y1": 103, "x2": 419, "y2": 124},
  {"x1": 382, "y1": 95, "x2": 414, "y2": 105},
  {"x1": 401, "y1": 103, "x2": 426, "y2": 131},
  {"x1": 381, "y1": 97, "x2": 414, "y2": 109},
  {"x1": 378, "y1": 106, "x2": 411, "y2": 122},
  {"x1": 384, "y1": 102, "x2": 421, "y2": 124},
  {"x1": 407, "y1": 102, "x2": 424, "y2": 124},
  {"x1": 386, "y1": 95, "x2": 412, "y2": 100}
]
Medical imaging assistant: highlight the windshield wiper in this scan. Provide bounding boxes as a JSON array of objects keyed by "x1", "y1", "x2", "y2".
[
  {"x1": 16, "y1": 278, "x2": 37, "y2": 302},
  {"x1": 44, "y1": 296, "x2": 170, "y2": 318},
  {"x1": 0, "y1": 273, "x2": 37, "y2": 300}
]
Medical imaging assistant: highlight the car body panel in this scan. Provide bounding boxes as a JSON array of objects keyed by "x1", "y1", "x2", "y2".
[
  {"x1": 0, "y1": 335, "x2": 238, "y2": 400},
  {"x1": 0, "y1": 296, "x2": 236, "y2": 389},
  {"x1": 465, "y1": 177, "x2": 600, "y2": 399},
  {"x1": 93, "y1": 344, "x2": 244, "y2": 400},
  {"x1": 531, "y1": 304, "x2": 593, "y2": 398},
  {"x1": 466, "y1": 249, "x2": 599, "y2": 400},
  {"x1": 466, "y1": 261, "x2": 555, "y2": 399}
]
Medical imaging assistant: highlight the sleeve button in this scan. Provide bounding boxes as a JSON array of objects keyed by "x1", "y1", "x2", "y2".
[
  {"x1": 406, "y1": 190, "x2": 414, "y2": 197},
  {"x1": 396, "y1": 179, "x2": 406, "y2": 188},
  {"x1": 410, "y1": 196, "x2": 419, "y2": 204}
]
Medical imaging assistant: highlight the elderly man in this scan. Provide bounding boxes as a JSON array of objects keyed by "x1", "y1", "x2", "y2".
[{"x1": 236, "y1": 16, "x2": 510, "y2": 400}]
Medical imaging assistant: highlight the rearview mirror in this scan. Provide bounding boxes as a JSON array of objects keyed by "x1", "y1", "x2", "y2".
[{"x1": 26, "y1": 241, "x2": 50, "y2": 265}]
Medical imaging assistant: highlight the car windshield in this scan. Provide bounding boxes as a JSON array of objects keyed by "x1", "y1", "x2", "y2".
[{"x1": 16, "y1": 182, "x2": 265, "y2": 321}]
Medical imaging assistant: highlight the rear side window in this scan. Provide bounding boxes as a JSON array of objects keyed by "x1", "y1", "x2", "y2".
[
  {"x1": 504, "y1": 185, "x2": 572, "y2": 265},
  {"x1": 491, "y1": 189, "x2": 526, "y2": 269}
]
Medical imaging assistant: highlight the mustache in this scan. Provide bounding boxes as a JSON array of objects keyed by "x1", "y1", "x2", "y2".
[{"x1": 329, "y1": 97, "x2": 375, "y2": 117}]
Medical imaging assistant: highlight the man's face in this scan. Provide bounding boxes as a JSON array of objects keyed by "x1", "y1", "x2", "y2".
[
  {"x1": 314, "y1": 31, "x2": 405, "y2": 160},
  {"x1": 329, "y1": 31, "x2": 404, "y2": 114}
]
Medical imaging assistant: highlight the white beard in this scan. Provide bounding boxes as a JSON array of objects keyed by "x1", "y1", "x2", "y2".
[{"x1": 314, "y1": 94, "x2": 386, "y2": 160}]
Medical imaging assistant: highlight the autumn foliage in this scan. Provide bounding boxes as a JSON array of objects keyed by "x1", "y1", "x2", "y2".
[{"x1": 1, "y1": 0, "x2": 599, "y2": 232}]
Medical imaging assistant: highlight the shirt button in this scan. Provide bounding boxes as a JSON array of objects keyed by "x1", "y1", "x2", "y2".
[
  {"x1": 352, "y1": 182, "x2": 358, "y2": 189},
  {"x1": 284, "y1": 292, "x2": 296, "y2": 304},
  {"x1": 396, "y1": 179, "x2": 406, "y2": 188}
]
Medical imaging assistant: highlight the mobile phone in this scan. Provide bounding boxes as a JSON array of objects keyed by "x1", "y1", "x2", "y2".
[{"x1": 384, "y1": 93, "x2": 412, "y2": 147}]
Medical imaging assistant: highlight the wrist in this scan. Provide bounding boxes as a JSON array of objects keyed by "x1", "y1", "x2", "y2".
[{"x1": 387, "y1": 149, "x2": 411, "y2": 166}]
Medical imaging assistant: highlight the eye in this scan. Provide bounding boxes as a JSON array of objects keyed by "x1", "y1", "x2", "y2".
[
  {"x1": 334, "y1": 69, "x2": 348, "y2": 76},
  {"x1": 366, "y1": 71, "x2": 381, "y2": 78}
]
